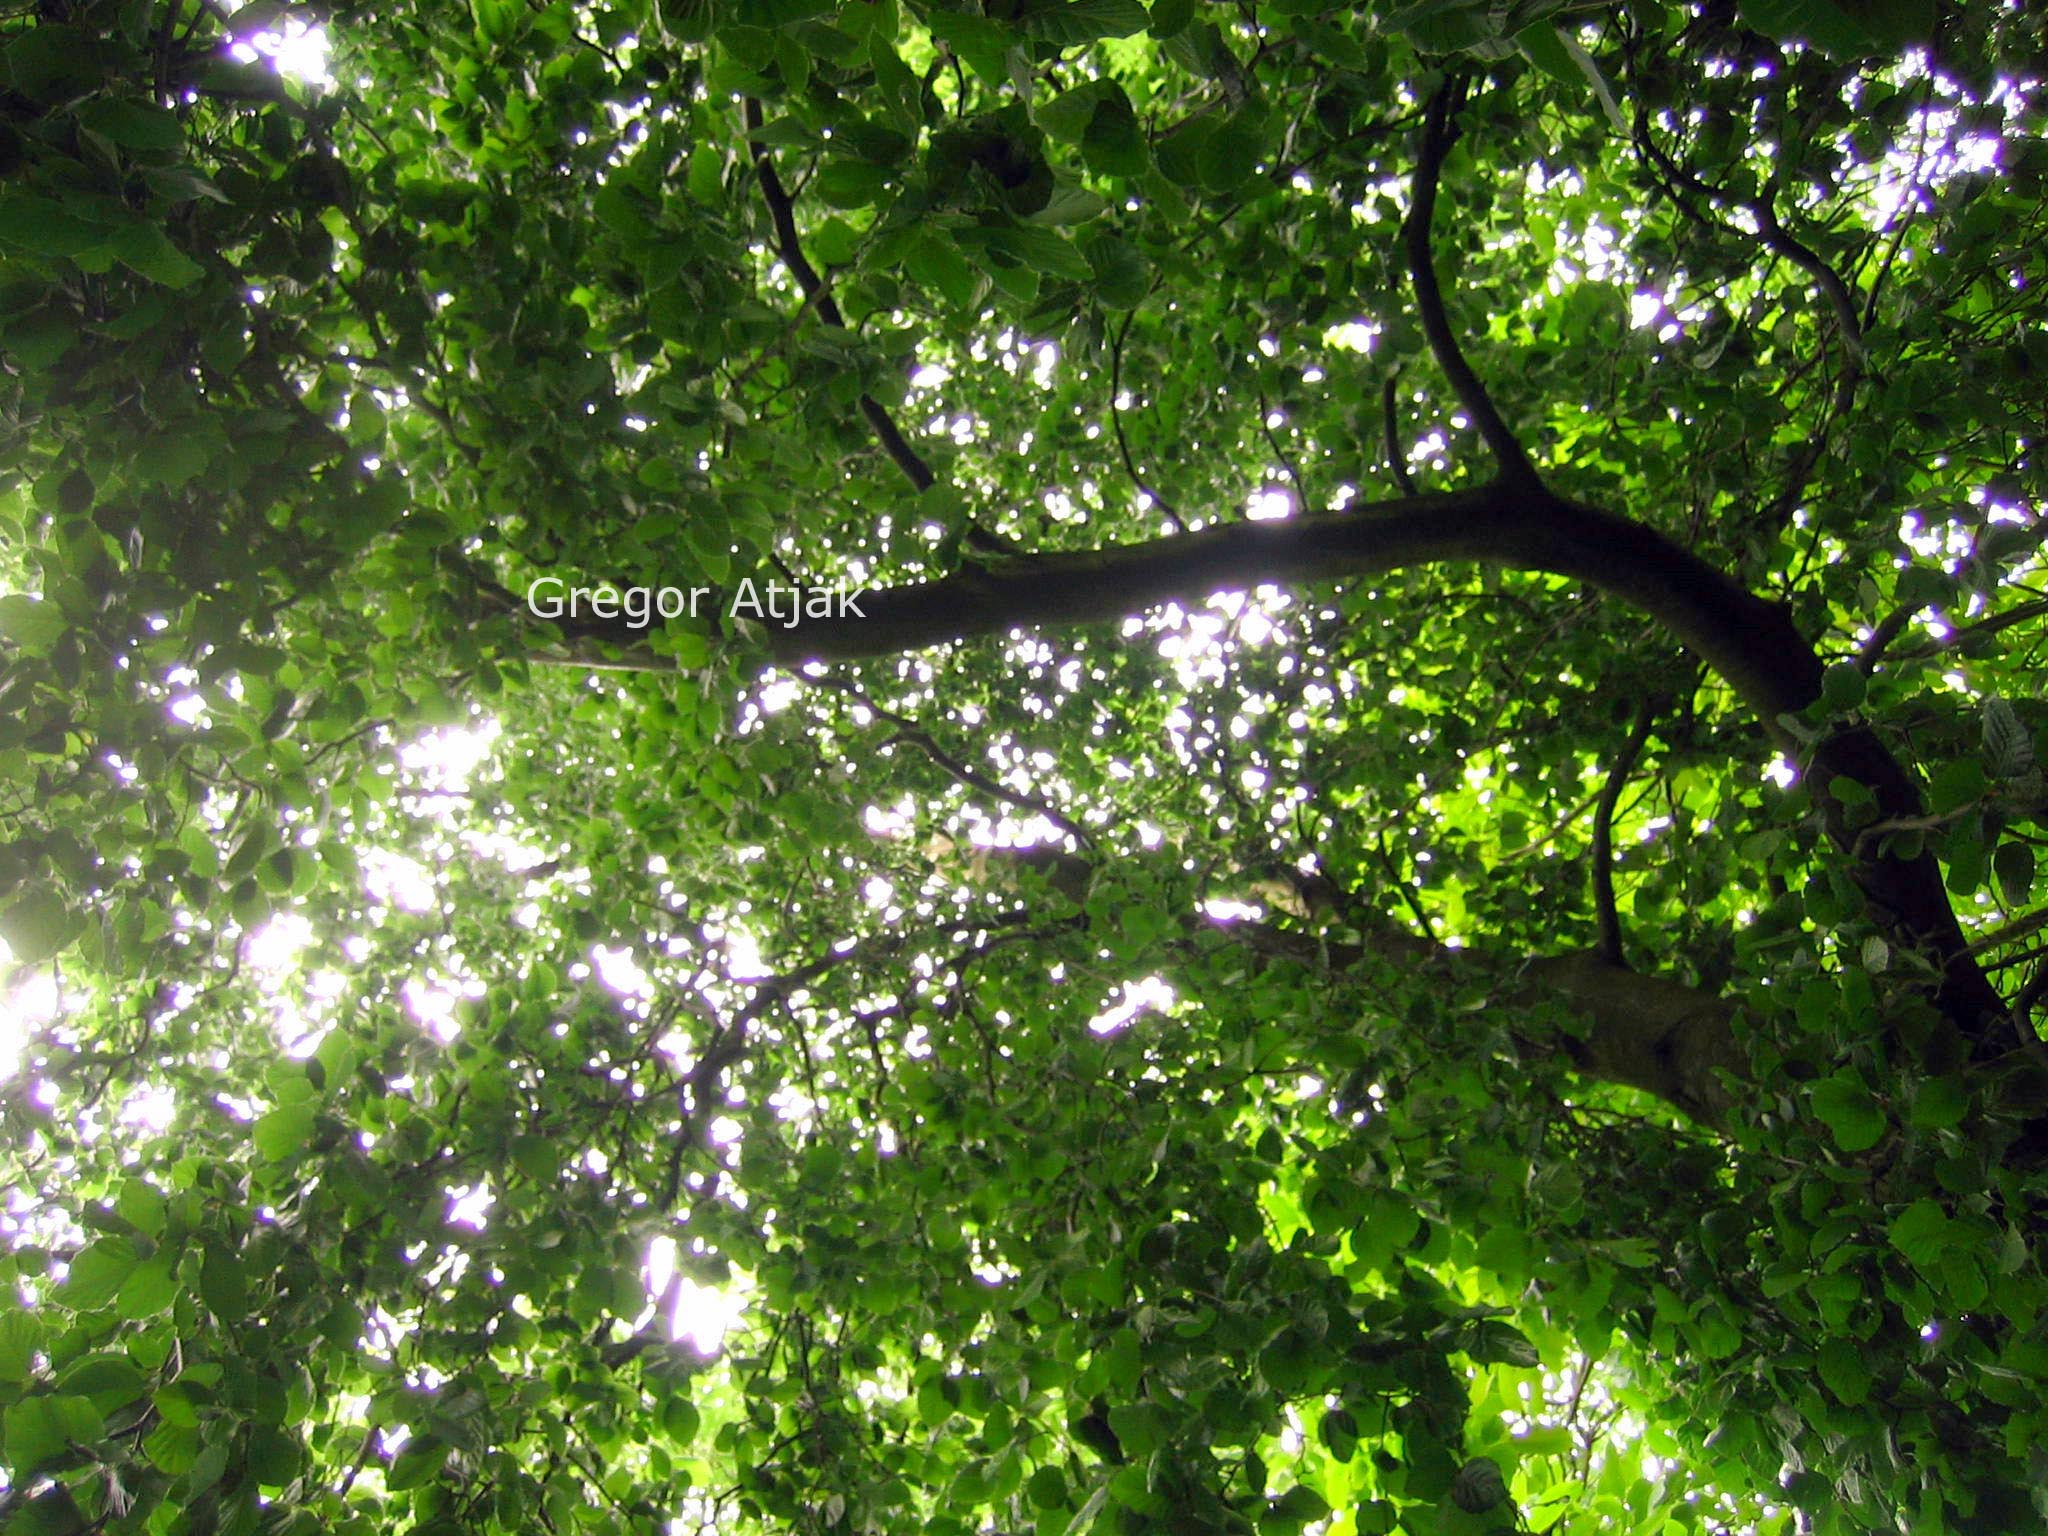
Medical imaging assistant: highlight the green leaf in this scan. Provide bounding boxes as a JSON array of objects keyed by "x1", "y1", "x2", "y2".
[
  {"x1": 247, "y1": 1423, "x2": 301, "y2": 1487},
  {"x1": 1993, "y1": 840, "x2": 2036, "y2": 907},
  {"x1": 1514, "y1": 22, "x2": 1579, "y2": 86},
  {"x1": 1810, "y1": 1071, "x2": 1886, "y2": 1152},
  {"x1": 0, "y1": 309, "x2": 76, "y2": 371},
  {"x1": 1319, "y1": 1405, "x2": 1359, "y2": 1462},
  {"x1": 115, "y1": 1256, "x2": 177, "y2": 1319},
  {"x1": 1983, "y1": 697, "x2": 2037, "y2": 781},
  {"x1": 1025, "y1": 186, "x2": 1110, "y2": 227},
  {"x1": 1028, "y1": 1465, "x2": 1069, "y2": 1509},
  {"x1": 905, "y1": 235, "x2": 981, "y2": 309},
  {"x1": 1081, "y1": 89, "x2": 1149, "y2": 178},
  {"x1": 686, "y1": 143, "x2": 724, "y2": 205},
  {"x1": 661, "y1": 1396, "x2": 700, "y2": 1444},
  {"x1": 0, "y1": 886, "x2": 82, "y2": 966},
  {"x1": 1738, "y1": 0, "x2": 1884, "y2": 56},
  {"x1": 1554, "y1": 28, "x2": 1628, "y2": 134},
  {"x1": 111, "y1": 222, "x2": 205, "y2": 287},
  {"x1": 1821, "y1": 662, "x2": 1867, "y2": 712},
  {"x1": 0, "y1": 594, "x2": 67, "y2": 654},
  {"x1": 808, "y1": 215, "x2": 862, "y2": 267},
  {"x1": 1104, "y1": 1328, "x2": 1141, "y2": 1393},
  {"x1": 141, "y1": 165, "x2": 230, "y2": 203},
  {"x1": 144, "y1": 1418, "x2": 199, "y2": 1475},
  {"x1": 1909, "y1": 1075, "x2": 1967, "y2": 1131},
  {"x1": 1195, "y1": 114, "x2": 1262, "y2": 193},
  {"x1": 1037, "y1": 81, "x2": 1118, "y2": 143},
  {"x1": 1028, "y1": 0, "x2": 1151, "y2": 44},
  {"x1": 200, "y1": 1240, "x2": 248, "y2": 1318},
  {"x1": 972, "y1": 225, "x2": 1094, "y2": 284},
  {"x1": 1083, "y1": 233, "x2": 1147, "y2": 309},
  {"x1": 3, "y1": 1395, "x2": 103, "y2": 1474},
  {"x1": 76, "y1": 98, "x2": 184, "y2": 152},
  {"x1": 1943, "y1": 819, "x2": 1987, "y2": 895},
  {"x1": 253, "y1": 1102, "x2": 316, "y2": 1162},
  {"x1": 56, "y1": 1353, "x2": 149, "y2": 1417},
  {"x1": 0, "y1": 1311, "x2": 40, "y2": 1380},
  {"x1": 1927, "y1": 758, "x2": 1986, "y2": 815},
  {"x1": 1464, "y1": 1319, "x2": 1541, "y2": 1368},
  {"x1": 1816, "y1": 1337, "x2": 1872, "y2": 1405},
  {"x1": 814, "y1": 159, "x2": 891, "y2": 210},
  {"x1": 1887, "y1": 1198, "x2": 1951, "y2": 1268},
  {"x1": 0, "y1": 193, "x2": 104, "y2": 257},
  {"x1": 1449, "y1": 1456, "x2": 1507, "y2": 1514},
  {"x1": 62, "y1": 1239, "x2": 138, "y2": 1311},
  {"x1": 1063, "y1": 1483, "x2": 1110, "y2": 1536},
  {"x1": 386, "y1": 1433, "x2": 449, "y2": 1490}
]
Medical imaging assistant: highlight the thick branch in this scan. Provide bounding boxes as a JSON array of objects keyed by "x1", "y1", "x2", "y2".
[
  {"x1": 1404, "y1": 80, "x2": 1540, "y2": 488},
  {"x1": 1521, "y1": 952, "x2": 1743, "y2": 1125},
  {"x1": 546, "y1": 476, "x2": 2005, "y2": 1044},
  {"x1": 1221, "y1": 915, "x2": 1739, "y2": 1125}
]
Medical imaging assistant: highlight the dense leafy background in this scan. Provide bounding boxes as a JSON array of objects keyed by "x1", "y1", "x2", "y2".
[{"x1": 2, "y1": 0, "x2": 2046, "y2": 1533}]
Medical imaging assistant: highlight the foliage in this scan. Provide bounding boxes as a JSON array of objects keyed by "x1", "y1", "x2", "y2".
[{"x1": 1, "y1": 0, "x2": 2046, "y2": 1533}]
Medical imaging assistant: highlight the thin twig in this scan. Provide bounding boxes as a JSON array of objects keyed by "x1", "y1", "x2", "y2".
[{"x1": 808, "y1": 673, "x2": 1092, "y2": 845}]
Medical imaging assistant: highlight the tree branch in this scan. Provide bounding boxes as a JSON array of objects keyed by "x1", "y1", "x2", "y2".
[
  {"x1": 1213, "y1": 911, "x2": 1739, "y2": 1126},
  {"x1": 743, "y1": 99, "x2": 936, "y2": 493},
  {"x1": 1630, "y1": 120, "x2": 1866, "y2": 527},
  {"x1": 805, "y1": 672, "x2": 1094, "y2": 846},
  {"x1": 544, "y1": 475, "x2": 2006, "y2": 1045},
  {"x1": 1382, "y1": 375, "x2": 1417, "y2": 497},
  {"x1": 1591, "y1": 696, "x2": 1663, "y2": 966},
  {"x1": 1404, "y1": 79, "x2": 1540, "y2": 488},
  {"x1": 1110, "y1": 306, "x2": 1187, "y2": 533},
  {"x1": 1750, "y1": 192, "x2": 1868, "y2": 374},
  {"x1": 1857, "y1": 594, "x2": 2048, "y2": 677}
]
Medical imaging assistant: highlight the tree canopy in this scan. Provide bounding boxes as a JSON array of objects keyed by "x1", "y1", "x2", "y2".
[{"x1": 3, "y1": 0, "x2": 2047, "y2": 1532}]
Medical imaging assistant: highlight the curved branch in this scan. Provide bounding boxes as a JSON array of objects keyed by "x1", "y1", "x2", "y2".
[
  {"x1": 1109, "y1": 306, "x2": 1187, "y2": 532},
  {"x1": 1591, "y1": 696, "x2": 1663, "y2": 966},
  {"x1": 543, "y1": 470, "x2": 2008, "y2": 1043},
  {"x1": 1374, "y1": 830, "x2": 1436, "y2": 940},
  {"x1": 1382, "y1": 375, "x2": 1417, "y2": 497},
  {"x1": 1404, "y1": 79, "x2": 1540, "y2": 488},
  {"x1": 1633, "y1": 121, "x2": 1866, "y2": 373},
  {"x1": 737, "y1": 482, "x2": 2000, "y2": 1041},
  {"x1": 1750, "y1": 195, "x2": 1868, "y2": 373},
  {"x1": 743, "y1": 100, "x2": 936, "y2": 493}
]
